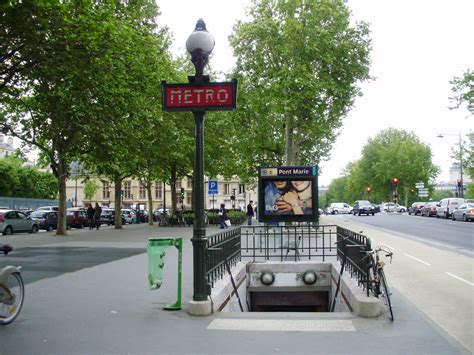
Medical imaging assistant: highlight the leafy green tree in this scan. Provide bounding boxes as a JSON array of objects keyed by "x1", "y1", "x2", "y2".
[
  {"x1": 0, "y1": 156, "x2": 56, "y2": 198},
  {"x1": 327, "y1": 129, "x2": 440, "y2": 206},
  {"x1": 358, "y1": 128, "x2": 439, "y2": 206},
  {"x1": 449, "y1": 69, "x2": 473, "y2": 115},
  {"x1": 83, "y1": 179, "x2": 99, "y2": 202},
  {"x1": 228, "y1": 0, "x2": 372, "y2": 179}
]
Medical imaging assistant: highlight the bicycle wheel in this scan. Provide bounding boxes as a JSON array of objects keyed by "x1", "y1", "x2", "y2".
[
  {"x1": 0, "y1": 272, "x2": 25, "y2": 325},
  {"x1": 379, "y1": 269, "x2": 394, "y2": 321}
]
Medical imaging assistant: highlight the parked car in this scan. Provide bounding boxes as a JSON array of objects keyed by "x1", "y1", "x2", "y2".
[
  {"x1": 372, "y1": 204, "x2": 381, "y2": 213},
  {"x1": 408, "y1": 202, "x2": 424, "y2": 215},
  {"x1": 451, "y1": 203, "x2": 474, "y2": 222},
  {"x1": 30, "y1": 210, "x2": 59, "y2": 231},
  {"x1": 99, "y1": 208, "x2": 126, "y2": 225},
  {"x1": 327, "y1": 202, "x2": 353, "y2": 214},
  {"x1": 121, "y1": 209, "x2": 135, "y2": 224},
  {"x1": 394, "y1": 204, "x2": 407, "y2": 213},
  {"x1": 420, "y1": 201, "x2": 438, "y2": 217},
  {"x1": 100, "y1": 208, "x2": 115, "y2": 225},
  {"x1": 0, "y1": 209, "x2": 39, "y2": 235},
  {"x1": 436, "y1": 198, "x2": 465, "y2": 219},
  {"x1": 382, "y1": 202, "x2": 395, "y2": 212},
  {"x1": 382, "y1": 202, "x2": 406, "y2": 213},
  {"x1": 138, "y1": 210, "x2": 149, "y2": 223},
  {"x1": 67, "y1": 208, "x2": 89, "y2": 229},
  {"x1": 352, "y1": 200, "x2": 375, "y2": 216},
  {"x1": 37, "y1": 206, "x2": 59, "y2": 212}
]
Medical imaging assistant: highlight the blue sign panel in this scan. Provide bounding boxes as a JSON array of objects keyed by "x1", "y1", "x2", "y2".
[{"x1": 208, "y1": 180, "x2": 218, "y2": 195}]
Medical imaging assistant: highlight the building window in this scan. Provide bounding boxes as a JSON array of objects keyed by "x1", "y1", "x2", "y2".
[
  {"x1": 102, "y1": 181, "x2": 110, "y2": 199},
  {"x1": 123, "y1": 181, "x2": 131, "y2": 199},
  {"x1": 239, "y1": 184, "x2": 245, "y2": 194},
  {"x1": 224, "y1": 183, "x2": 230, "y2": 195},
  {"x1": 176, "y1": 180, "x2": 182, "y2": 189},
  {"x1": 139, "y1": 183, "x2": 146, "y2": 199},
  {"x1": 187, "y1": 179, "x2": 192, "y2": 188},
  {"x1": 155, "y1": 182, "x2": 162, "y2": 199},
  {"x1": 186, "y1": 193, "x2": 192, "y2": 206}
]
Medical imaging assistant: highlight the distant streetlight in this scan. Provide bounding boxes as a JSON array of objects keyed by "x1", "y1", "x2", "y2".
[{"x1": 437, "y1": 132, "x2": 464, "y2": 198}]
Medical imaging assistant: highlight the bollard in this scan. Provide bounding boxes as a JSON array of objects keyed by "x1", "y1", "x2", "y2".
[{"x1": 147, "y1": 237, "x2": 182, "y2": 310}]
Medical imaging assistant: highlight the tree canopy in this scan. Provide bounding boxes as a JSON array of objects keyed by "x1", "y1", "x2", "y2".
[
  {"x1": 325, "y1": 128, "x2": 440, "y2": 206},
  {"x1": 227, "y1": 0, "x2": 372, "y2": 181}
]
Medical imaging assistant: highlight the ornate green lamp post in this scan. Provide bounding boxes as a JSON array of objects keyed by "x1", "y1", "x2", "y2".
[{"x1": 186, "y1": 19, "x2": 215, "y2": 305}]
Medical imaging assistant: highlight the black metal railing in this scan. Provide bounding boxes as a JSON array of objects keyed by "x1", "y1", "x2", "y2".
[
  {"x1": 205, "y1": 224, "x2": 373, "y2": 293},
  {"x1": 240, "y1": 224, "x2": 338, "y2": 261},
  {"x1": 207, "y1": 227, "x2": 241, "y2": 288},
  {"x1": 336, "y1": 226, "x2": 372, "y2": 290}
]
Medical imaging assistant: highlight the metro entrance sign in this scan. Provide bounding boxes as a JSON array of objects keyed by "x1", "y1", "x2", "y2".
[{"x1": 162, "y1": 80, "x2": 237, "y2": 112}]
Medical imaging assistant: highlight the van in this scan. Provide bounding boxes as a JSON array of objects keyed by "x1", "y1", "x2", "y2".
[
  {"x1": 436, "y1": 198, "x2": 465, "y2": 219},
  {"x1": 328, "y1": 202, "x2": 352, "y2": 214}
]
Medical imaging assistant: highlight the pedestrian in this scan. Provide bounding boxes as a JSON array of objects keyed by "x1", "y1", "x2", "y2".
[
  {"x1": 93, "y1": 203, "x2": 102, "y2": 230},
  {"x1": 86, "y1": 203, "x2": 94, "y2": 230},
  {"x1": 219, "y1": 203, "x2": 228, "y2": 229},
  {"x1": 247, "y1": 200, "x2": 254, "y2": 225}
]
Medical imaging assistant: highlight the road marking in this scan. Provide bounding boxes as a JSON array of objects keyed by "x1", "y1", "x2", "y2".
[
  {"x1": 207, "y1": 319, "x2": 356, "y2": 332},
  {"x1": 445, "y1": 272, "x2": 474, "y2": 287},
  {"x1": 403, "y1": 253, "x2": 431, "y2": 266}
]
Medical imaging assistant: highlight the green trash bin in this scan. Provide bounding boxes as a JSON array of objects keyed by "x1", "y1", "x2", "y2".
[{"x1": 147, "y1": 237, "x2": 182, "y2": 310}]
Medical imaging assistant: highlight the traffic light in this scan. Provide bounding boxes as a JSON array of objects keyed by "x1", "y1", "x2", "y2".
[
  {"x1": 231, "y1": 188, "x2": 236, "y2": 201},
  {"x1": 367, "y1": 187, "x2": 371, "y2": 193},
  {"x1": 392, "y1": 177, "x2": 398, "y2": 187},
  {"x1": 180, "y1": 187, "x2": 185, "y2": 202},
  {"x1": 457, "y1": 179, "x2": 462, "y2": 188}
]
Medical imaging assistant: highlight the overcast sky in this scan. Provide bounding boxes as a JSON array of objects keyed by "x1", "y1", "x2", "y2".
[{"x1": 158, "y1": 0, "x2": 473, "y2": 186}]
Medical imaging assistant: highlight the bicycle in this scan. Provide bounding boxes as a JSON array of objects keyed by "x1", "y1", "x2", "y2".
[
  {"x1": 158, "y1": 212, "x2": 169, "y2": 227},
  {"x1": 177, "y1": 211, "x2": 186, "y2": 227},
  {"x1": 0, "y1": 246, "x2": 25, "y2": 325},
  {"x1": 361, "y1": 244, "x2": 394, "y2": 321}
]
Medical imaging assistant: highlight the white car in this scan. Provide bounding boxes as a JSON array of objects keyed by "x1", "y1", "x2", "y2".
[
  {"x1": 327, "y1": 202, "x2": 352, "y2": 214},
  {"x1": 121, "y1": 209, "x2": 135, "y2": 224},
  {"x1": 383, "y1": 203, "x2": 406, "y2": 213}
]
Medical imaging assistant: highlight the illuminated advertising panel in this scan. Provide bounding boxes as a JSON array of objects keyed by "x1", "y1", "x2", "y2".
[{"x1": 258, "y1": 166, "x2": 318, "y2": 223}]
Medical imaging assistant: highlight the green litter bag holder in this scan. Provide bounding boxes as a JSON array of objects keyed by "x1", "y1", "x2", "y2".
[{"x1": 147, "y1": 237, "x2": 182, "y2": 310}]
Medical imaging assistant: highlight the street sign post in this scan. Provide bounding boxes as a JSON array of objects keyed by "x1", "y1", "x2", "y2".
[{"x1": 208, "y1": 180, "x2": 218, "y2": 195}]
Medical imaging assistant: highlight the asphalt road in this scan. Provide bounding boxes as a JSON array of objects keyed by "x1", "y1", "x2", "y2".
[
  {"x1": 0, "y1": 245, "x2": 144, "y2": 284},
  {"x1": 339, "y1": 212, "x2": 473, "y2": 254}
]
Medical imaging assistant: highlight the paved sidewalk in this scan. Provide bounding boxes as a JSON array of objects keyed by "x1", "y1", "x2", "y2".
[{"x1": 0, "y1": 222, "x2": 469, "y2": 354}]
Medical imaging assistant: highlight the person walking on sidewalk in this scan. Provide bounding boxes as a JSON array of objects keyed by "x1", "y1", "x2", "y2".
[
  {"x1": 93, "y1": 203, "x2": 102, "y2": 230},
  {"x1": 86, "y1": 204, "x2": 95, "y2": 230},
  {"x1": 247, "y1": 200, "x2": 254, "y2": 225},
  {"x1": 219, "y1": 203, "x2": 228, "y2": 229}
]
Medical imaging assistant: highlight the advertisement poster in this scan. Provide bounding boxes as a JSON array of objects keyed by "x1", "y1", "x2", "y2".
[{"x1": 258, "y1": 167, "x2": 318, "y2": 223}]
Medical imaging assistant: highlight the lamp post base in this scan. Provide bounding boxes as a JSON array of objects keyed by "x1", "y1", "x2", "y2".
[{"x1": 188, "y1": 299, "x2": 212, "y2": 316}]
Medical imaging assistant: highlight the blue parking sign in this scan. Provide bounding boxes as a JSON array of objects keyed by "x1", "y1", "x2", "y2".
[{"x1": 208, "y1": 180, "x2": 218, "y2": 195}]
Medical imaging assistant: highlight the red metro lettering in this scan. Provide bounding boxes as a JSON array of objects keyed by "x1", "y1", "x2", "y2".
[{"x1": 166, "y1": 86, "x2": 232, "y2": 107}]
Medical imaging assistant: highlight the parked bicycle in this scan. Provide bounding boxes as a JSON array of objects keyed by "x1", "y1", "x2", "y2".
[
  {"x1": 158, "y1": 212, "x2": 170, "y2": 227},
  {"x1": 0, "y1": 245, "x2": 25, "y2": 325},
  {"x1": 361, "y1": 244, "x2": 394, "y2": 321},
  {"x1": 177, "y1": 211, "x2": 186, "y2": 227}
]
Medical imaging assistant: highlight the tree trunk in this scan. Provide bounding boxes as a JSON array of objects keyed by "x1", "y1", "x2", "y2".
[
  {"x1": 171, "y1": 164, "x2": 177, "y2": 214},
  {"x1": 147, "y1": 179, "x2": 154, "y2": 226},
  {"x1": 114, "y1": 175, "x2": 123, "y2": 229},
  {"x1": 56, "y1": 157, "x2": 68, "y2": 236}
]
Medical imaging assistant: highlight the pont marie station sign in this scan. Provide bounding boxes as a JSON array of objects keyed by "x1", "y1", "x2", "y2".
[{"x1": 162, "y1": 80, "x2": 238, "y2": 112}]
